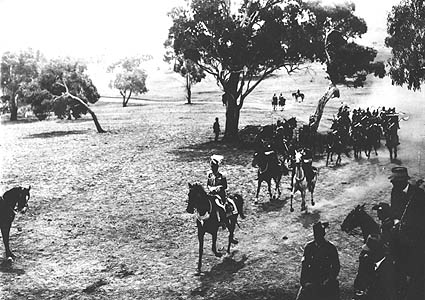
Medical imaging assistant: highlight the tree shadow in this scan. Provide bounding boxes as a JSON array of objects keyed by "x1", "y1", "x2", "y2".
[
  {"x1": 24, "y1": 130, "x2": 88, "y2": 139},
  {"x1": 191, "y1": 251, "x2": 248, "y2": 297},
  {"x1": 170, "y1": 141, "x2": 252, "y2": 166},
  {"x1": 295, "y1": 210, "x2": 321, "y2": 228},
  {"x1": 0, "y1": 261, "x2": 25, "y2": 275}
]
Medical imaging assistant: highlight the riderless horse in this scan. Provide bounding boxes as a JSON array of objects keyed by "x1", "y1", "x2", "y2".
[
  {"x1": 292, "y1": 89, "x2": 304, "y2": 102},
  {"x1": 1, "y1": 186, "x2": 31, "y2": 260},
  {"x1": 252, "y1": 149, "x2": 288, "y2": 202},
  {"x1": 290, "y1": 149, "x2": 317, "y2": 212},
  {"x1": 341, "y1": 204, "x2": 380, "y2": 243},
  {"x1": 186, "y1": 183, "x2": 245, "y2": 274}
]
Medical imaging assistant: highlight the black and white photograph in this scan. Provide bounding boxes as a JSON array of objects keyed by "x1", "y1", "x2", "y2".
[{"x1": 1, "y1": 0, "x2": 424, "y2": 299}]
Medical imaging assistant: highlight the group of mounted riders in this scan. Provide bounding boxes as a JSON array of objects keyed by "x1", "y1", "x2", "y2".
[
  {"x1": 328, "y1": 105, "x2": 401, "y2": 163},
  {"x1": 341, "y1": 166, "x2": 425, "y2": 300}
]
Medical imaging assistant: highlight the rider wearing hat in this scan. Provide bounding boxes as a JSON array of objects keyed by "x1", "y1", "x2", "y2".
[
  {"x1": 296, "y1": 221, "x2": 340, "y2": 300},
  {"x1": 207, "y1": 155, "x2": 228, "y2": 229},
  {"x1": 389, "y1": 167, "x2": 411, "y2": 220},
  {"x1": 372, "y1": 202, "x2": 398, "y2": 259},
  {"x1": 389, "y1": 166, "x2": 425, "y2": 300},
  {"x1": 354, "y1": 234, "x2": 397, "y2": 300}
]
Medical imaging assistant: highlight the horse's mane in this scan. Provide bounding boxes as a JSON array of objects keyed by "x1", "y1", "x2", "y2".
[{"x1": 190, "y1": 183, "x2": 208, "y2": 197}]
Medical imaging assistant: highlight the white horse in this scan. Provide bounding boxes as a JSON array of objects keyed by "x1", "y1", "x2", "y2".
[{"x1": 290, "y1": 150, "x2": 317, "y2": 212}]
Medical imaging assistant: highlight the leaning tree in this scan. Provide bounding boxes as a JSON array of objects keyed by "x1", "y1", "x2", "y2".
[
  {"x1": 304, "y1": 1, "x2": 385, "y2": 132},
  {"x1": 38, "y1": 58, "x2": 106, "y2": 133},
  {"x1": 168, "y1": 0, "x2": 384, "y2": 140}
]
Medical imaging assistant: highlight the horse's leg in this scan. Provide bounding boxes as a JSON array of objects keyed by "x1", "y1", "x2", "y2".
[
  {"x1": 290, "y1": 183, "x2": 295, "y2": 212},
  {"x1": 211, "y1": 231, "x2": 222, "y2": 258},
  {"x1": 326, "y1": 151, "x2": 330, "y2": 166},
  {"x1": 197, "y1": 229, "x2": 205, "y2": 273},
  {"x1": 255, "y1": 179, "x2": 262, "y2": 202},
  {"x1": 227, "y1": 218, "x2": 238, "y2": 254},
  {"x1": 1, "y1": 223, "x2": 15, "y2": 259},
  {"x1": 301, "y1": 189, "x2": 306, "y2": 211},
  {"x1": 394, "y1": 146, "x2": 397, "y2": 159},
  {"x1": 310, "y1": 187, "x2": 315, "y2": 207},
  {"x1": 388, "y1": 146, "x2": 393, "y2": 160},
  {"x1": 267, "y1": 179, "x2": 273, "y2": 201},
  {"x1": 337, "y1": 153, "x2": 341, "y2": 165}
]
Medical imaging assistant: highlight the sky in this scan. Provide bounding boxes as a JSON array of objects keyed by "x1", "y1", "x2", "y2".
[{"x1": 0, "y1": 0, "x2": 400, "y2": 60}]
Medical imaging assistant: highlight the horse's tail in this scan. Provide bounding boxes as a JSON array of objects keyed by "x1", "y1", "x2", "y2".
[{"x1": 231, "y1": 193, "x2": 246, "y2": 219}]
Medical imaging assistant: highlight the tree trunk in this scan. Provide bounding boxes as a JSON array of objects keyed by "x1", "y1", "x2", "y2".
[
  {"x1": 310, "y1": 84, "x2": 340, "y2": 133},
  {"x1": 9, "y1": 93, "x2": 17, "y2": 121},
  {"x1": 223, "y1": 73, "x2": 241, "y2": 141},
  {"x1": 122, "y1": 95, "x2": 127, "y2": 107},
  {"x1": 66, "y1": 93, "x2": 106, "y2": 133},
  {"x1": 186, "y1": 74, "x2": 192, "y2": 104}
]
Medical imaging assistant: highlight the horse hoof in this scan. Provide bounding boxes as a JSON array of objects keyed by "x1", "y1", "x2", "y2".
[
  {"x1": 215, "y1": 252, "x2": 223, "y2": 258},
  {"x1": 301, "y1": 206, "x2": 306, "y2": 211},
  {"x1": 6, "y1": 257, "x2": 14, "y2": 263},
  {"x1": 311, "y1": 202, "x2": 315, "y2": 206},
  {"x1": 231, "y1": 239, "x2": 239, "y2": 245},
  {"x1": 290, "y1": 207, "x2": 294, "y2": 212}
]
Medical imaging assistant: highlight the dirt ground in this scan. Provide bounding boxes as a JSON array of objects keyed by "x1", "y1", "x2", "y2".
[{"x1": 1, "y1": 65, "x2": 424, "y2": 300}]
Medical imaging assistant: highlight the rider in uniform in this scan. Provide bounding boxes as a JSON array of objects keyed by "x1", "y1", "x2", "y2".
[
  {"x1": 301, "y1": 148, "x2": 316, "y2": 189},
  {"x1": 296, "y1": 221, "x2": 340, "y2": 300},
  {"x1": 207, "y1": 155, "x2": 228, "y2": 229}
]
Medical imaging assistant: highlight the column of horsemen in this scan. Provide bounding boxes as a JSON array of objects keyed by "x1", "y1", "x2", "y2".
[{"x1": 250, "y1": 105, "x2": 424, "y2": 300}]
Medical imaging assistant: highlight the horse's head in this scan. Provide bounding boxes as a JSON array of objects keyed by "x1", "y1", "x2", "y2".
[
  {"x1": 16, "y1": 186, "x2": 31, "y2": 213},
  {"x1": 187, "y1": 183, "x2": 206, "y2": 214},
  {"x1": 341, "y1": 204, "x2": 365, "y2": 233},
  {"x1": 294, "y1": 149, "x2": 303, "y2": 164},
  {"x1": 252, "y1": 151, "x2": 264, "y2": 168}
]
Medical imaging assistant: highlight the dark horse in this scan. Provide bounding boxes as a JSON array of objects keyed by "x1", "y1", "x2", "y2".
[
  {"x1": 364, "y1": 123, "x2": 381, "y2": 158},
  {"x1": 252, "y1": 149, "x2": 288, "y2": 202},
  {"x1": 1, "y1": 186, "x2": 31, "y2": 260},
  {"x1": 341, "y1": 204, "x2": 380, "y2": 242},
  {"x1": 385, "y1": 125, "x2": 399, "y2": 160},
  {"x1": 186, "y1": 183, "x2": 245, "y2": 274},
  {"x1": 292, "y1": 89, "x2": 304, "y2": 102},
  {"x1": 326, "y1": 131, "x2": 350, "y2": 166}
]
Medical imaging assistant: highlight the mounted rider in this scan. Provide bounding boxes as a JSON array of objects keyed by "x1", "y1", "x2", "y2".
[
  {"x1": 207, "y1": 155, "x2": 229, "y2": 229},
  {"x1": 301, "y1": 148, "x2": 316, "y2": 189}
]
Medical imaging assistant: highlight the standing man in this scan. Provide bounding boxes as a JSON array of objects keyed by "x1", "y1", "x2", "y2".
[
  {"x1": 272, "y1": 93, "x2": 278, "y2": 111},
  {"x1": 296, "y1": 221, "x2": 340, "y2": 300},
  {"x1": 278, "y1": 93, "x2": 286, "y2": 110},
  {"x1": 213, "y1": 117, "x2": 220, "y2": 142}
]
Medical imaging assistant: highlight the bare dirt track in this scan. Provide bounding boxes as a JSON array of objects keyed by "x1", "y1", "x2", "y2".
[{"x1": 1, "y1": 67, "x2": 424, "y2": 300}]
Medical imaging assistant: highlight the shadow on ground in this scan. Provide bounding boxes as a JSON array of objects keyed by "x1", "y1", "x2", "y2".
[
  {"x1": 191, "y1": 251, "x2": 248, "y2": 297},
  {"x1": 24, "y1": 130, "x2": 88, "y2": 139},
  {"x1": 170, "y1": 141, "x2": 253, "y2": 166},
  {"x1": 295, "y1": 210, "x2": 321, "y2": 228}
]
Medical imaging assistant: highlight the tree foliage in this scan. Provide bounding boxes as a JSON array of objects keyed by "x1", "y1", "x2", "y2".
[
  {"x1": 38, "y1": 58, "x2": 100, "y2": 119},
  {"x1": 386, "y1": 0, "x2": 425, "y2": 90},
  {"x1": 164, "y1": 35, "x2": 205, "y2": 104},
  {"x1": 107, "y1": 57, "x2": 149, "y2": 107},
  {"x1": 1, "y1": 49, "x2": 42, "y2": 120},
  {"x1": 168, "y1": 0, "x2": 381, "y2": 138}
]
